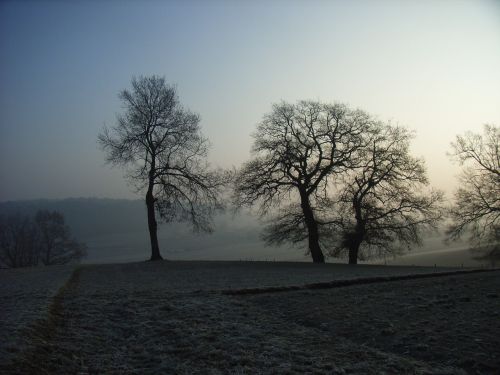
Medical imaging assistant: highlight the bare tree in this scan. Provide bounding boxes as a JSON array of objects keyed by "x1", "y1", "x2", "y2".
[
  {"x1": 234, "y1": 101, "x2": 371, "y2": 263},
  {"x1": 98, "y1": 75, "x2": 225, "y2": 261},
  {"x1": 35, "y1": 210, "x2": 86, "y2": 265},
  {"x1": 0, "y1": 211, "x2": 86, "y2": 268},
  {"x1": 0, "y1": 214, "x2": 38, "y2": 268},
  {"x1": 326, "y1": 124, "x2": 444, "y2": 264},
  {"x1": 447, "y1": 124, "x2": 499, "y2": 260}
]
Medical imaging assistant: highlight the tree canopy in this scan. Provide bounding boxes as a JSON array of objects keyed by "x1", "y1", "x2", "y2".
[
  {"x1": 99, "y1": 76, "x2": 226, "y2": 260},
  {"x1": 259, "y1": 121, "x2": 444, "y2": 264},
  {"x1": 447, "y1": 124, "x2": 499, "y2": 260},
  {"x1": 234, "y1": 100, "x2": 372, "y2": 263},
  {"x1": 326, "y1": 124, "x2": 443, "y2": 263}
]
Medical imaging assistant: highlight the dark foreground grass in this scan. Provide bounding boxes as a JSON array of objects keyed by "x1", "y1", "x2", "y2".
[
  {"x1": 1, "y1": 268, "x2": 82, "y2": 375},
  {"x1": 222, "y1": 268, "x2": 498, "y2": 295},
  {"x1": 2, "y1": 262, "x2": 498, "y2": 374}
]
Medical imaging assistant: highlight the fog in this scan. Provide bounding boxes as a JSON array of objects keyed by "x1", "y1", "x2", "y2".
[
  {"x1": 0, "y1": 1, "x2": 498, "y2": 264},
  {"x1": 0, "y1": 198, "x2": 480, "y2": 267},
  {"x1": 0, "y1": 198, "x2": 307, "y2": 263},
  {"x1": 1, "y1": 1, "x2": 500, "y2": 202}
]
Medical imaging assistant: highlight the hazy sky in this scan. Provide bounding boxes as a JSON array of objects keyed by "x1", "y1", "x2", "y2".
[{"x1": 1, "y1": 0, "x2": 499, "y2": 201}]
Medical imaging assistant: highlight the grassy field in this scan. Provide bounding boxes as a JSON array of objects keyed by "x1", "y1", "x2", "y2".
[{"x1": 1, "y1": 261, "x2": 498, "y2": 374}]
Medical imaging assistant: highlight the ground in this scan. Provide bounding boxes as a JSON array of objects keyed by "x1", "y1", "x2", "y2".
[
  {"x1": 1, "y1": 261, "x2": 499, "y2": 374},
  {"x1": 0, "y1": 265, "x2": 74, "y2": 365}
]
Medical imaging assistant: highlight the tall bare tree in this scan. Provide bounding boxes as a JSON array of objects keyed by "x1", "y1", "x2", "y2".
[
  {"x1": 326, "y1": 124, "x2": 443, "y2": 264},
  {"x1": 260, "y1": 123, "x2": 444, "y2": 264},
  {"x1": 234, "y1": 101, "x2": 370, "y2": 263},
  {"x1": 447, "y1": 124, "x2": 499, "y2": 260},
  {"x1": 98, "y1": 76, "x2": 225, "y2": 261}
]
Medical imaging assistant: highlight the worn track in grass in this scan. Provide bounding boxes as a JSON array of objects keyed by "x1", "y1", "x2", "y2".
[{"x1": 221, "y1": 268, "x2": 498, "y2": 295}]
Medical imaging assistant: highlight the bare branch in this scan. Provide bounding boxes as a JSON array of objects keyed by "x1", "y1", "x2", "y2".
[
  {"x1": 98, "y1": 76, "x2": 227, "y2": 260},
  {"x1": 234, "y1": 100, "x2": 372, "y2": 263}
]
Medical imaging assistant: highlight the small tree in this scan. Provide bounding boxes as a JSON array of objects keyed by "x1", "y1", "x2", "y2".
[
  {"x1": 234, "y1": 101, "x2": 370, "y2": 263},
  {"x1": 447, "y1": 124, "x2": 499, "y2": 260},
  {"x1": 98, "y1": 75, "x2": 225, "y2": 261},
  {"x1": 0, "y1": 210, "x2": 85, "y2": 268},
  {"x1": 326, "y1": 124, "x2": 443, "y2": 264},
  {"x1": 35, "y1": 210, "x2": 87, "y2": 265},
  {"x1": 0, "y1": 214, "x2": 38, "y2": 268}
]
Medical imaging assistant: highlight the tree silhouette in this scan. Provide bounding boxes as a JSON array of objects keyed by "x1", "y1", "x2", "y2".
[
  {"x1": 234, "y1": 101, "x2": 370, "y2": 263},
  {"x1": 35, "y1": 210, "x2": 87, "y2": 265},
  {"x1": 326, "y1": 124, "x2": 443, "y2": 264},
  {"x1": 98, "y1": 76, "x2": 225, "y2": 261},
  {"x1": 0, "y1": 211, "x2": 86, "y2": 268},
  {"x1": 260, "y1": 122, "x2": 443, "y2": 264},
  {"x1": 447, "y1": 124, "x2": 499, "y2": 261},
  {"x1": 0, "y1": 214, "x2": 38, "y2": 268}
]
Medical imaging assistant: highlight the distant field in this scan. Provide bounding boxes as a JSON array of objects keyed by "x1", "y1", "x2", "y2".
[
  {"x1": 384, "y1": 247, "x2": 494, "y2": 268},
  {"x1": 82, "y1": 228, "x2": 480, "y2": 266}
]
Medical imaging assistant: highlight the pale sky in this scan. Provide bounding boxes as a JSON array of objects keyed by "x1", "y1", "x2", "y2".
[{"x1": 1, "y1": 0, "x2": 499, "y2": 201}]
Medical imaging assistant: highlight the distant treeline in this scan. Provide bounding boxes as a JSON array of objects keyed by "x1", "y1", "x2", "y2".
[{"x1": 0, "y1": 198, "x2": 147, "y2": 238}]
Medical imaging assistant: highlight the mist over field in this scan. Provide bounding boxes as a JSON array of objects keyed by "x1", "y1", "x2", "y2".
[
  {"x1": 1, "y1": 1, "x2": 499, "y2": 373},
  {"x1": 0, "y1": 198, "x2": 483, "y2": 267},
  {"x1": 0, "y1": 198, "x2": 303, "y2": 263}
]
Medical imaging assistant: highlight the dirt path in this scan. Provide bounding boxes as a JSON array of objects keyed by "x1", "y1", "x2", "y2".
[
  {"x1": 0, "y1": 265, "x2": 74, "y2": 366},
  {"x1": 4, "y1": 264, "x2": 498, "y2": 374}
]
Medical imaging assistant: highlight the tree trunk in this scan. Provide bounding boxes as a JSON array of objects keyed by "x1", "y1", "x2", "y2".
[
  {"x1": 43, "y1": 233, "x2": 51, "y2": 265},
  {"x1": 146, "y1": 188, "x2": 163, "y2": 261},
  {"x1": 300, "y1": 190, "x2": 325, "y2": 263},
  {"x1": 348, "y1": 216, "x2": 364, "y2": 265},
  {"x1": 348, "y1": 242, "x2": 360, "y2": 265}
]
